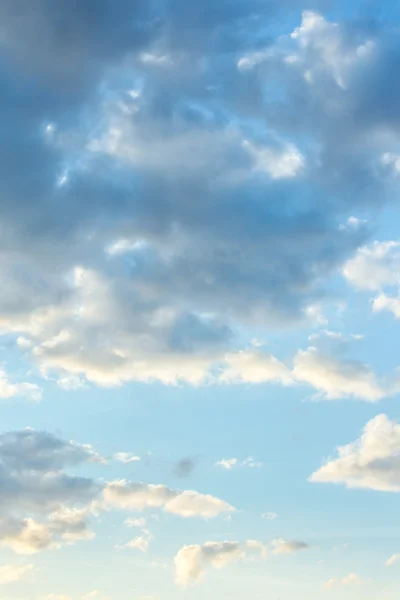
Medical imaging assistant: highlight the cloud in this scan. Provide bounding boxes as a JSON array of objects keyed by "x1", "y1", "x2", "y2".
[
  {"x1": 292, "y1": 346, "x2": 386, "y2": 401},
  {"x1": 0, "y1": 429, "x2": 105, "y2": 471},
  {"x1": 386, "y1": 554, "x2": 400, "y2": 566},
  {"x1": 1, "y1": 4, "x2": 395, "y2": 389},
  {"x1": 117, "y1": 534, "x2": 152, "y2": 553},
  {"x1": 0, "y1": 428, "x2": 104, "y2": 554},
  {"x1": 0, "y1": 370, "x2": 42, "y2": 401},
  {"x1": 104, "y1": 481, "x2": 234, "y2": 518},
  {"x1": 0, "y1": 563, "x2": 33, "y2": 584},
  {"x1": 215, "y1": 457, "x2": 263, "y2": 469},
  {"x1": 323, "y1": 573, "x2": 362, "y2": 589},
  {"x1": 219, "y1": 350, "x2": 293, "y2": 386},
  {"x1": 0, "y1": 426, "x2": 233, "y2": 557},
  {"x1": 271, "y1": 539, "x2": 309, "y2": 554},
  {"x1": 174, "y1": 541, "x2": 246, "y2": 586},
  {"x1": 343, "y1": 241, "x2": 400, "y2": 291},
  {"x1": 174, "y1": 537, "x2": 308, "y2": 586},
  {"x1": 114, "y1": 453, "x2": 141, "y2": 464},
  {"x1": 242, "y1": 140, "x2": 304, "y2": 179},
  {"x1": 310, "y1": 414, "x2": 400, "y2": 491},
  {"x1": 341, "y1": 573, "x2": 362, "y2": 586},
  {"x1": 343, "y1": 240, "x2": 400, "y2": 320},
  {"x1": 216, "y1": 458, "x2": 238, "y2": 470},
  {"x1": 125, "y1": 517, "x2": 147, "y2": 528},
  {"x1": 173, "y1": 457, "x2": 198, "y2": 478}
]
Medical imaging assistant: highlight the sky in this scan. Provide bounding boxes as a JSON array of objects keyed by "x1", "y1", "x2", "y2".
[{"x1": 2, "y1": 0, "x2": 400, "y2": 598}]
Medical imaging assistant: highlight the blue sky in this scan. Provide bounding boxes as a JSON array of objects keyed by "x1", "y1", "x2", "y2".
[{"x1": 1, "y1": 1, "x2": 400, "y2": 599}]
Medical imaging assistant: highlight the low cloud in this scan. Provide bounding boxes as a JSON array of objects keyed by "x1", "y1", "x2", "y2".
[
  {"x1": 174, "y1": 537, "x2": 308, "y2": 586},
  {"x1": 310, "y1": 414, "x2": 400, "y2": 491},
  {"x1": 103, "y1": 481, "x2": 234, "y2": 518}
]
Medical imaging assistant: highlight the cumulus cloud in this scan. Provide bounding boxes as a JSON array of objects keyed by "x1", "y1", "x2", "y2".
[
  {"x1": 175, "y1": 541, "x2": 248, "y2": 586},
  {"x1": 0, "y1": 428, "x2": 103, "y2": 554},
  {"x1": 343, "y1": 240, "x2": 400, "y2": 321},
  {"x1": 219, "y1": 350, "x2": 293, "y2": 386},
  {"x1": 0, "y1": 2, "x2": 396, "y2": 389},
  {"x1": 0, "y1": 426, "x2": 234, "y2": 556},
  {"x1": 104, "y1": 481, "x2": 234, "y2": 518},
  {"x1": 174, "y1": 537, "x2": 308, "y2": 586},
  {"x1": 310, "y1": 414, "x2": 400, "y2": 491},
  {"x1": 343, "y1": 241, "x2": 400, "y2": 291},
  {"x1": 292, "y1": 347, "x2": 386, "y2": 401}
]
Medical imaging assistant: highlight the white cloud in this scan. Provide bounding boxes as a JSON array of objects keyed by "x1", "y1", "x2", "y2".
[
  {"x1": 386, "y1": 554, "x2": 400, "y2": 567},
  {"x1": 174, "y1": 538, "x2": 307, "y2": 586},
  {"x1": 114, "y1": 452, "x2": 141, "y2": 464},
  {"x1": 117, "y1": 534, "x2": 151, "y2": 553},
  {"x1": 215, "y1": 458, "x2": 238, "y2": 470},
  {"x1": 0, "y1": 563, "x2": 33, "y2": 584},
  {"x1": 242, "y1": 140, "x2": 304, "y2": 179},
  {"x1": 174, "y1": 542, "x2": 245, "y2": 586},
  {"x1": 0, "y1": 369, "x2": 41, "y2": 401},
  {"x1": 271, "y1": 539, "x2": 309, "y2": 555},
  {"x1": 292, "y1": 346, "x2": 386, "y2": 401},
  {"x1": 215, "y1": 457, "x2": 262, "y2": 470},
  {"x1": 219, "y1": 350, "x2": 293, "y2": 386},
  {"x1": 343, "y1": 241, "x2": 400, "y2": 291},
  {"x1": 289, "y1": 11, "x2": 375, "y2": 89},
  {"x1": 310, "y1": 414, "x2": 400, "y2": 491},
  {"x1": 218, "y1": 346, "x2": 389, "y2": 402},
  {"x1": 103, "y1": 481, "x2": 234, "y2": 518}
]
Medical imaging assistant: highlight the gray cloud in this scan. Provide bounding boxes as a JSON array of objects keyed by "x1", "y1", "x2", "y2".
[
  {"x1": 0, "y1": 6, "x2": 398, "y2": 386},
  {"x1": 0, "y1": 427, "x2": 234, "y2": 553},
  {"x1": 173, "y1": 457, "x2": 198, "y2": 478}
]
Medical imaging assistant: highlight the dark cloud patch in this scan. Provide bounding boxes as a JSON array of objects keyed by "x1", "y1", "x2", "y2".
[{"x1": 174, "y1": 457, "x2": 199, "y2": 478}]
